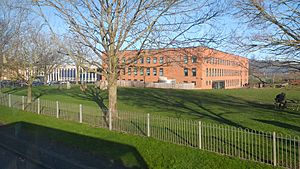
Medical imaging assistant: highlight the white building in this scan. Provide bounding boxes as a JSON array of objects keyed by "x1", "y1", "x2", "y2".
[{"x1": 46, "y1": 65, "x2": 100, "y2": 83}]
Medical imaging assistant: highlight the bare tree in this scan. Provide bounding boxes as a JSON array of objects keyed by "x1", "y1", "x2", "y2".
[
  {"x1": 6, "y1": 24, "x2": 53, "y2": 103},
  {"x1": 234, "y1": 0, "x2": 300, "y2": 71},
  {"x1": 61, "y1": 35, "x2": 92, "y2": 85},
  {"x1": 34, "y1": 0, "x2": 226, "y2": 116},
  {"x1": 39, "y1": 35, "x2": 66, "y2": 85},
  {"x1": 0, "y1": 0, "x2": 29, "y2": 80}
]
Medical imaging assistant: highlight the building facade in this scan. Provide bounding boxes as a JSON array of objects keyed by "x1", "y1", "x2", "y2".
[
  {"x1": 118, "y1": 46, "x2": 249, "y2": 89},
  {"x1": 46, "y1": 65, "x2": 100, "y2": 83}
]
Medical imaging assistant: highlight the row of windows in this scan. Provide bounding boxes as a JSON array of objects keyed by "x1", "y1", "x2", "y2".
[
  {"x1": 123, "y1": 67, "x2": 164, "y2": 76},
  {"x1": 225, "y1": 79, "x2": 240, "y2": 87},
  {"x1": 122, "y1": 55, "x2": 198, "y2": 65},
  {"x1": 205, "y1": 57, "x2": 240, "y2": 66},
  {"x1": 205, "y1": 79, "x2": 241, "y2": 87},
  {"x1": 206, "y1": 68, "x2": 240, "y2": 77},
  {"x1": 122, "y1": 57, "x2": 165, "y2": 65},
  {"x1": 184, "y1": 68, "x2": 197, "y2": 77}
]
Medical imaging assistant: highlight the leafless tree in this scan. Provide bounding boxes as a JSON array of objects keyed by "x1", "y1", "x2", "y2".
[
  {"x1": 39, "y1": 35, "x2": 66, "y2": 85},
  {"x1": 34, "y1": 0, "x2": 226, "y2": 116},
  {"x1": 0, "y1": 0, "x2": 29, "y2": 80},
  {"x1": 6, "y1": 24, "x2": 58, "y2": 103},
  {"x1": 60, "y1": 35, "x2": 93, "y2": 85},
  {"x1": 234, "y1": 0, "x2": 300, "y2": 71}
]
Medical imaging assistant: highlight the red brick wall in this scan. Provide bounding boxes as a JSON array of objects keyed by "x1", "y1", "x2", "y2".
[{"x1": 115, "y1": 46, "x2": 249, "y2": 89}]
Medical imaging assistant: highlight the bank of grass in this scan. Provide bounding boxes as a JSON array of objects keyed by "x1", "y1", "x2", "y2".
[
  {"x1": 2, "y1": 85, "x2": 300, "y2": 135},
  {"x1": 0, "y1": 106, "x2": 275, "y2": 169}
]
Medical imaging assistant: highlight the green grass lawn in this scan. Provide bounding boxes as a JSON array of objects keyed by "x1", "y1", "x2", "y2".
[
  {"x1": 2, "y1": 85, "x2": 300, "y2": 135},
  {"x1": 0, "y1": 106, "x2": 275, "y2": 169}
]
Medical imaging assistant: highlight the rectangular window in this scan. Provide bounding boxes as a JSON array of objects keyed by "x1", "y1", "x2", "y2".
[
  {"x1": 153, "y1": 57, "x2": 157, "y2": 64},
  {"x1": 123, "y1": 68, "x2": 126, "y2": 75},
  {"x1": 184, "y1": 68, "x2": 188, "y2": 76},
  {"x1": 206, "y1": 68, "x2": 208, "y2": 77},
  {"x1": 159, "y1": 68, "x2": 164, "y2": 76},
  {"x1": 128, "y1": 68, "x2": 131, "y2": 75},
  {"x1": 140, "y1": 58, "x2": 144, "y2": 64},
  {"x1": 134, "y1": 59, "x2": 137, "y2": 64},
  {"x1": 134, "y1": 67, "x2": 137, "y2": 75},
  {"x1": 146, "y1": 57, "x2": 151, "y2": 63},
  {"x1": 209, "y1": 68, "x2": 211, "y2": 76},
  {"x1": 184, "y1": 56, "x2": 188, "y2": 64},
  {"x1": 153, "y1": 68, "x2": 157, "y2": 76},
  {"x1": 146, "y1": 68, "x2": 150, "y2": 76},
  {"x1": 140, "y1": 68, "x2": 144, "y2": 76},
  {"x1": 192, "y1": 56, "x2": 197, "y2": 63},
  {"x1": 122, "y1": 57, "x2": 126, "y2": 64},
  {"x1": 192, "y1": 68, "x2": 196, "y2": 76},
  {"x1": 159, "y1": 57, "x2": 164, "y2": 64}
]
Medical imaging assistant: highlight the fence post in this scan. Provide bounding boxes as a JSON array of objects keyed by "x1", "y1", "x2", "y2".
[
  {"x1": 147, "y1": 113, "x2": 150, "y2": 137},
  {"x1": 79, "y1": 104, "x2": 82, "y2": 123},
  {"x1": 199, "y1": 121, "x2": 202, "y2": 149},
  {"x1": 8, "y1": 94, "x2": 11, "y2": 107},
  {"x1": 22, "y1": 96, "x2": 25, "y2": 110},
  {"x1": 37, "y1": 98, "x2": 40, "y2": 114},
  {"x1": 273, "y1": 132, "x2": 277, "y2": 166},
  {"x1": 56, "y1": 101, "x2": 59, "y2": 118},
  {"x1": 109, "y1": 110, "x2": 112, "y2": 130}
]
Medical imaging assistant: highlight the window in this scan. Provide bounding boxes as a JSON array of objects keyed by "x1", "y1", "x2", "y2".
[
  {"x1": 206, "y1": 68, "x2": 208, "y2": 77},
  {"x1": 159, "y1": 68, "x2": 164, "y2": 76},
  {"x1": 146, "y1": 57, "x2": 150, "y2": 63},
  {"x1": 140, "y1": 58, "x2": 144, "y2": 64},
  {"x1": 128, "y1": 68, "x2": 131, "y2": 75},
  {"x1": 146, "y1": 68, "x2": 150, "y2": 76},
  {"x1": 184, "y1": 68, "x2": 188, "y2": 76},
  {"x1": 134, "y1": 67, "x2": 137, "y2": 75},
  {"x1": 192, "y1": 68, "x2": 196, "y2": 76},
  {"x1": 153, "y1": 68, "x2": 157, "y2": 76},
  {"x1": 206, "y1": 81, "x2": 208, "y2": 86},
  {"x1": 153, "y1": 57, "x2": 157, "y2": 64},
  {"x1": 134, "y1": 59, "x2": 137, "y2": 64},
  {"x1": 159, "y1": 57, "x2": 164, "y2": 64},
  {"x1": 184, "y1": 56, "x2": 188, "y2": 64},
  {"x1": 140, "y1": 68, "x2": 144, "y2": 76},
  {"x1": 209, "y1": 68, "x2": 211, "y2": 76},
  {"x1": 122, "y1": 57, "x2": 126, "y2": 64},
  {"x1": 192, "y1": 56, "x2": 197, "y2": 63},
  {"x1": 123, "y1": 68, "x2": 126, "y2": 75}
]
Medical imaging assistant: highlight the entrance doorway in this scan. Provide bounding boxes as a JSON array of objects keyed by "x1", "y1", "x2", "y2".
[{"x1": 212, "y1": 81, "x2": 225, "y2": 89}]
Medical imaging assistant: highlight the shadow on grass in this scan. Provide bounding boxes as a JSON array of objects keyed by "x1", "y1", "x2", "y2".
[
  {"x1": 118, "y1": 88, "x2": 300, "y2": 130},
  {"x1": 253, "y1": 119, "x2": 300, "y2": 133},
  {"x1": 0, "y1": 121, "x2": 147, "y2": 169}
]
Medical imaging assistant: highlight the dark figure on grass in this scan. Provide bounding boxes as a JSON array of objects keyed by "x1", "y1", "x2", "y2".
[{"x1": 275, "y1": 92, "x2": 287, "y2": 109}]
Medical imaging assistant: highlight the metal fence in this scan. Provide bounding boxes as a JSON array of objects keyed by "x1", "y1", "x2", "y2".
[{"x1": 0, "y1": 93, "x2": 299, "y2": 169}]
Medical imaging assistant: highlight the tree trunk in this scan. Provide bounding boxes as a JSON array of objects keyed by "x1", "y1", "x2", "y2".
[
  {"x1": 27, "y1": 83, "x2": 32, "y2": 103},
  {"x1": 44, "y1": 67, "x2": 48, "y2": 85},
  {"x1": 108, "y1": 76, "x2": 117, "y2": 118}
]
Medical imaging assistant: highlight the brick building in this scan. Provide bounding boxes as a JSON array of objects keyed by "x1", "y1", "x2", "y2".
[{"x1": 118, "y1": 46, "x2": 249, "y2": 89}]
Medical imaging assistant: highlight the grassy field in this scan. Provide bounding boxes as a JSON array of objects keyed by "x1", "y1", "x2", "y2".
[
  {"x1": 2, "y1": 85, "x2": 300, "y2": 135},
  {"x1": 0, "y1": 106, "x2": 275, "y2": 169}
]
